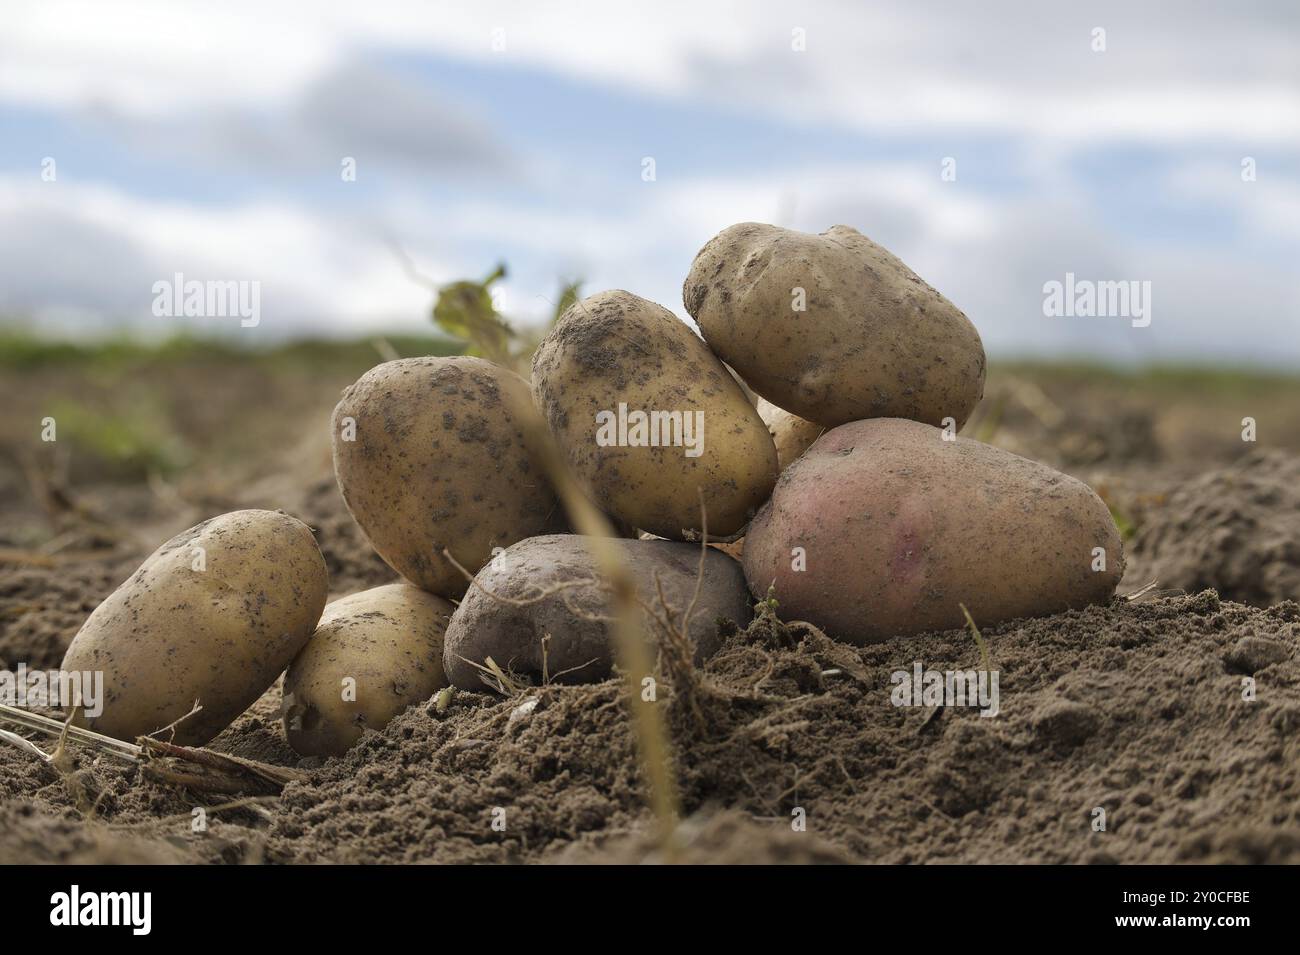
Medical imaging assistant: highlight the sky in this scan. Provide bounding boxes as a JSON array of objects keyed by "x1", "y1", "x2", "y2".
[{"x1": 1, "y1": 0, "x2": 1298, "y2": 366}]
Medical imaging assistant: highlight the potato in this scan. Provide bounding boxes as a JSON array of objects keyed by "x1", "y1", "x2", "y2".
[
  {"x1": 61, "y1": 510, "x2": 328, "y2": 745},
  {"x1": 443, "y1": 534, "x2": 751, "y2": 688},
  {"x1": 684, "y1": 223, "x2": 986, "y2": 429},
  {"x1": 742, "y1": 418, "x2": 1124, "y2": 642},
  {"x1": 757, "y1": 398, "x2": 823, "y2": 471},
  {"x1": 531, "y1": 290, "x2": 778, "y2": 539},
  {"x1": 332, "y1": 356, "x2": 565, "y2": 596},
  {"x1": 282, "y1": 583, "x2": 452, "y2": 756}
]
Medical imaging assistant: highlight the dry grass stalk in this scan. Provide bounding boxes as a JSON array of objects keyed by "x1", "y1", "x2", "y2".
[
  {"x1": 0, "y1": 703, "x2": 306, "y2": 797},
  {"x1": 1124, "y1": 579, "x2": 1160, "y2": 601},
  {"x1": 499, "y1": 386, "x2": 682, "y2": 853},
  {"x1": 138, "y1": 737, "x2": 309, "y2": 795},
  {"x1": 0, "y1": 703, "x2": 141, "y2": 763},
  {"x1": 959, "y1": 603, "x2": 993, "y2": 673},
  {"x1": 640, "y1": 571, "x2": 708, "y2": 732},
  {"x1": 451, "y1": 654, "x2": 531, "y2": 696}
]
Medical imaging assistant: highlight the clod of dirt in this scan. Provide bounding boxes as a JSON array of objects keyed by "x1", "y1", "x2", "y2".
[
  {"x1": 924, "y1": 720, "x2": 1015, "y2": 817},
  {"x1": 1177, "y1": 828, "x2": 1300, "y2": 864},
  {"x1": 1225, "y1": 636, "x2": 1291, "y2": 674},
  {"x1": 1031, "y1": 699, "x2": 1103, "y2": 748},
  {"x1": 1132, "y1": 449, "x2": 1300, "y2": 607},
  {"x1": 551, "y1": 809, "x2": 853, "y2": 864}
]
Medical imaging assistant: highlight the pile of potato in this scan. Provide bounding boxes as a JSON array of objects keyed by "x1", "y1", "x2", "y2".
[{"x1": 61, "y1": 222, "x2": 1123, "y2": 755}]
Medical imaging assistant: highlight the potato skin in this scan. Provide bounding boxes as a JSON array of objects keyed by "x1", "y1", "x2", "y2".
[
  {"x1": 332, "y1": 356, "x2": 564, "y2": 596},
  {"x1": 61, "y1": 510, "x2": 328, "y2": 746},
  {"x1": 283, "y1": 583, "x2": 452, "y2": 756},
  {"x1": 531, "y1": 290, "x2": 778, "y2": 539},
  {"x1": 684, "y1": 223, "x2": 986, "y2": 429},
  {"x1": 742, "y1": 419, "x2": 1124, "y2": 642},
  {"x1": 443, "y1": 534, "x2": 752, "y2": 688},
  {"x1": 757, "y1": 398, "x2": 824, "y2": 471}
]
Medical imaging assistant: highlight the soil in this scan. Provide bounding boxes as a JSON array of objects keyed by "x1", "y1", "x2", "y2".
[
  {"x1": 1129, "y1": 449, "x2": 1300, "y2": 608},
  {"x1": 2, "y1": 356, "x2": 1299, "y2": 864},
  {"x1": 3, "y1": 587, "x2": 1298, "y2": 864}
]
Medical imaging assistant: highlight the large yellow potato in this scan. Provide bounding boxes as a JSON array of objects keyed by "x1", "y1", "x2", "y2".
[
  {"x1": 332, "y1": 356, "x2": 565, "y2": 596},
  {"x1": 61, "y1": 509, "x2": 328, "y2": 745},
  {"x1": 742, "y1": 419, "x2": 1124, "y2": 642},
  {"x1": 684, "y1": 223, "x2": 986, "y2": 429},
  {"x1": 531, "y1": 290, "x2": 778, "y2": 540},
  {"x1": 282, "y1": 583, "x2": 452, "y2": 756}
]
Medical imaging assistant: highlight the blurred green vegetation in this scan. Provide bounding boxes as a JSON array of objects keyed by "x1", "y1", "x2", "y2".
[
  {"x1": 6, "y1": 330, "x2": 1294, "y2": 393},
  {"x1": 428, "y1": 265, "x2": 580, "y2": 371},
  {"x1": 2, "y1": 326, "x2": 1295, "y2": 486},
  {"x1": 48, "y1": 398, "x2": 190, "y2": 478},
  {"x1": 0, "y1": 329, "x2": 466, "y2": 372},
  {"x1": 0, "y1": 330, "x2": 469, "y2": 481},
  {"x1": 1107, "y1": 502, "x2": 1137, "y2": 541},
  {"x1": 992, "y1": 359, "x2": 1300, "y2": 395}
]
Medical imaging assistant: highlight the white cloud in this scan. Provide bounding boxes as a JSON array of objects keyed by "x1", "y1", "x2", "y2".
[
  {"x1": 0, "y1": 178, "x2": 455, "y2": 336},
  {"x1": 1165, "y1": 159, "x2": 1300, "y2": 242},
  {"x1": 2, "y1": 154, "x2": 1296, "y2": 366},
  {"x1": 69, "y1": 58, "x2": 513, "y2": 180},
  {"x1": 383, "y1": 160, "x2": 1300, "y2": 365},
  {"x1": 0, "y1": 1, "x2": 331, "y2": 114},
  {"x1": 2, "y1": 2, "x2": 1296, "y2": 365},
  {"x1": 4, "y1": 0, "x2": 1298, "y2": 145}
]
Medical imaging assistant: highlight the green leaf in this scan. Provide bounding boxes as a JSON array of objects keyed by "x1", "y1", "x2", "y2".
[
  {"x1": 431, "y1": 263, "x2": 513, "y2": 363},
  {"x1": 551, "y1": 279, "x2": 582, "y2": 326}
]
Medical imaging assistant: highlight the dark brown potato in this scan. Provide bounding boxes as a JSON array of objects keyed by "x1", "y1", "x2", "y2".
[
  {"x1": 684, "y1": 222, "x2": 986, "y2": 429},
  {"x1": 742, "y1": 418, "x2": 1124, "y2": 643},
  {"x1": 531, "y1": 290, "x2": 778, "y2": 540},
  {"x1": 61, "y1": 509, "x2": 328, "y2": 746},
  {"x1": 332, "y1": 356, "x2": 565, "y2": 597},
  {"x1": 443, "y1": 534, "x2": 752, "y2": 688}
]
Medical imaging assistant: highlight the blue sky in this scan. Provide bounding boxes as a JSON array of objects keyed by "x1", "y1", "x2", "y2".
[{"x1": 1, "y1": 0, "x2": 1298, "y2": 366}]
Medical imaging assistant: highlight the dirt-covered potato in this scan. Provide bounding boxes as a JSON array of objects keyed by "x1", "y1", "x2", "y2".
[
  {"x1": 282, "y1": 583, "x2": 452, "y2": 756},
  {"x1": 743, "y1": 418, "x2": 1124, "y2": 642},
  {"x1": 443, "y1": 534, "x2": 752, "y2": 688},
  {"x1": 61, "y1": 510, "x2": 328, "y2": 745},
  {"x1": 531, "y1": 290, "x2": 778, "y2": 540},
  {"x1": 684, "y1": 223, "x2": 986, "y2": 429},
  {"x1": 332, "y1": 356, "x2": 565, "y2": 596},
  {"x1": 757, "y1": 398, "x2": 823, "y2": 471}
]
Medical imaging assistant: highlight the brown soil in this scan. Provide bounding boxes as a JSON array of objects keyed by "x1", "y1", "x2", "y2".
[
  {"x1": 1129, "y1": 450, "x2": 1300, "y2": 608},
  {"x1": 3, "y1": 580, "x2": 1297, "y2": 864}
]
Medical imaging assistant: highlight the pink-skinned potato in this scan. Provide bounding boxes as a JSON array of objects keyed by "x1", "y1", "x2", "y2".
[{"x1": 742, "y1": 418, "x2": 1124, "y2": 642}]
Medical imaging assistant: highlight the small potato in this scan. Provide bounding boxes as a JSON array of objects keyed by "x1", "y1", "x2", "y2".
[
  {"x1": 757, "y1": 398, "x2": 824, "y2": 471},
  {"x1": 282, "y1": 583, "x2": 452, "y2": 756},
  {"x1": 684, "y1": 223, "x2": 986, "y2": 429},
  {"x1": 443, "y1": 534, "x2": 752, "y2": 688},
  {"x1": 531, "y1": 290, "x2": 778, "y2": 540},
  {"x1": 61, "y1": 510, "x2": 328, "y2": 746},
  {"x1": 332, "y1": 356, "x2": 565, "y2": 596},
  {"x1": 742, "y1": 419, "x2": 1124, "y2": 642}
]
